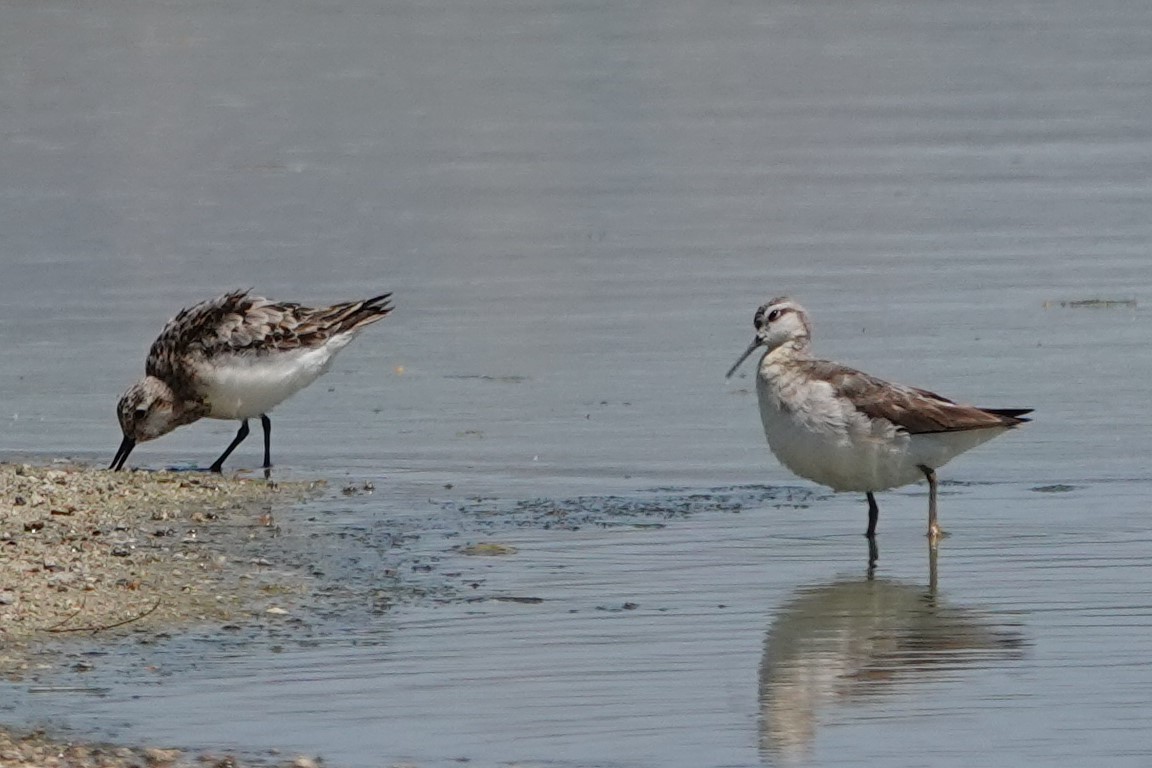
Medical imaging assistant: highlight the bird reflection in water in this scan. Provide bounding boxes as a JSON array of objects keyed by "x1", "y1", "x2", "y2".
[{"x1": 758, "y1": 545, "x2": 1026, "y2": 764}]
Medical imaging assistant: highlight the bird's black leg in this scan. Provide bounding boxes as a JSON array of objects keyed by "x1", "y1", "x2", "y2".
[
  {"x1": 260, "y1": 414, "x2": 273, "y2": 479},
  {"x1": 865, "y1": 491, "x2": 880, "y2": 538},
  {"x1": 918, "y1": 465, "x2": 941, "y2": 541},
  {"x1": 209, "y1": 419, "x2": 250, "y2": 473},
  {"x1": 260, "y1": 414, "x2": 272, "y2": 469}
]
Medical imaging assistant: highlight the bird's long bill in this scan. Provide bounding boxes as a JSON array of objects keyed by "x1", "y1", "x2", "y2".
[
  {"x1": 110, "y1": 435, "x2": 136, "y2": 471},
  {"x1": 725, "y1": 338, "x2": 763, "y2": 379}
]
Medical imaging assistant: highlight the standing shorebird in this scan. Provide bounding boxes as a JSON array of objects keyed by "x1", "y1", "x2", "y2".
[
  {"x1": 111, "y1": 289, "x2": 393, "y2": 473},
  {"x1": 726, "y1": 297, "x2": 1030, "y2": 540}
]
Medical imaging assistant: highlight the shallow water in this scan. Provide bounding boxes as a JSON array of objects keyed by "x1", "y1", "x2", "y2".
[
  {"x1": 4, "y1": 0, "x2": 1152, "y2": 765},
  {"x1": 10, "y1": 481, "x2": 1152, "y2": 767}
]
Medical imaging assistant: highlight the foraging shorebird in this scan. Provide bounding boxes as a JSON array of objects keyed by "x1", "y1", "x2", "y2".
[
  {"x1": 726, "y1": 297, "x2": 1031, "y2": 540},
  {"x1": 111, "y1": 290, "x2": 393, "y2": 473}
]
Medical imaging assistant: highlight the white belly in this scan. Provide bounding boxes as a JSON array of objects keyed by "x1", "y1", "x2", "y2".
[
  {"x1": 196, "y1": 341, "x2": 349, "y2": 420},
  {"x1": 755, "y1": 374, "x2": 1006, "y2": 493}
]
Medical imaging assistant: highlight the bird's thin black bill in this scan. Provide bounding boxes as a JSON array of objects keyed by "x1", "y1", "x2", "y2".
[
  {"x1": 725, "y1": 338, "x2": 762, "y2": 379},
  {"x1": 110, "y1": 436, "x2": 136, "y2": 471}
]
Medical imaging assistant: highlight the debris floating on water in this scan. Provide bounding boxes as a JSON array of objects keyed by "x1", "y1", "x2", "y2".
[{"x1": 1043, "y1": 298, "x2": 1137, "y2": 309}]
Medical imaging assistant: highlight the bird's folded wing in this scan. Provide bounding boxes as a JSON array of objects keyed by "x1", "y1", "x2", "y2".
[{"x1": 810, "y1": 361, "x2": 1021, "y2": 434}]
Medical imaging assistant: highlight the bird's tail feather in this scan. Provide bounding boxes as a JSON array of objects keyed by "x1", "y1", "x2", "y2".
[{"x1": 320, "y1": 293, "x2": 394, "y2": 333}]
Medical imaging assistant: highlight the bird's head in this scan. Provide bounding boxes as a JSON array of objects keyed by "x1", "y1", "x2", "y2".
[
  {"x1": 726, "y1": 297, "x2": 812, "y2": 378},
  {"x1": 110, "y1": 377, "x2": 183, "y2": 470}
]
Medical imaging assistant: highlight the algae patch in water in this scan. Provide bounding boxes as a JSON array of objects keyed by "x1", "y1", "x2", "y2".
[
  {"x1": 443, "y1": 485, "x2": 823, "y2": 532},
  {"x1": 1043, "y1": 298, "x2": 1137, "y2": 309},
  {"x1": 456, "y1": 542, "x2": 519, "y2": 556}
]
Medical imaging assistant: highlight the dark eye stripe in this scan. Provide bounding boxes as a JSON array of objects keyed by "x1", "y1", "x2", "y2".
[{"x1": 755, "y1": 304, "x2": 793, "y2": 328}]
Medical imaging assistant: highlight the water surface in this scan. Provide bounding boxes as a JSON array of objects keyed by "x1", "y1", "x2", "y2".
[{"x1": 3, "y1": 0, "x2": 1152, "y2": 765}]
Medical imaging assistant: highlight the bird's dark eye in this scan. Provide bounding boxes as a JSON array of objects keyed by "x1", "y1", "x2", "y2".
[
  {"x1": 134, "y1": 408, "x2": 147, "y2": 420},
  {"x1": 767, "y1": 309, "x2": 782, "y2": 322}
]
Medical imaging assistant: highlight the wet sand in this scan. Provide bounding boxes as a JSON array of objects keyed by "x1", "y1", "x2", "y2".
[
  {"x1": 0, "y1": 463, "x2": 323, "y2": 767},
  {"x1": 0, "y1": 727, "x2": 323, "y2": 768}
]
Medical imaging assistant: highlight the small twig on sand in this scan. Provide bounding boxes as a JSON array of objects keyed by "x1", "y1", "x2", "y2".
[
  {"x1": 42, "y1": 597, "x2": 87, "y2": 632},
  {"x1": 45, "y1": 598, "x2": 162, "y2": 633}
]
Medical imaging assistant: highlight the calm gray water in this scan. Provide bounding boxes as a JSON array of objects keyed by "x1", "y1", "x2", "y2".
[{"x1": 3, "y1": 0, "x2": 1152, "y2": 765}]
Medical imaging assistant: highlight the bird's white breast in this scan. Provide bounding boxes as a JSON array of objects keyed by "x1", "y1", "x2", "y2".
[
  {"x1": 197, "y1": 335, "x2": 355, "y2": 420},
  {"x1": 754, "y1": 358, "x2": 980, "y2": 493}
]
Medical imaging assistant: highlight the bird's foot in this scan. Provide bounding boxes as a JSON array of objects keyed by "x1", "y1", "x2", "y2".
[{"x1": 927, "y1": 525, "x2": 949, "y2": 543}]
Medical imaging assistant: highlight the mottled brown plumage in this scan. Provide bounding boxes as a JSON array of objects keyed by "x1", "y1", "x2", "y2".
[
  {"x1": 112, "y1": 290, "x2": 393, "y2": 473},
  {"x1": 146, "y1": 290, "x2": 393, "y2": 398}
]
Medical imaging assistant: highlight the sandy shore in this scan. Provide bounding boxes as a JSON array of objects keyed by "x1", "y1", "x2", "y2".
[
  {"x1": 0, "y1": 462, "x2": 327, "y2": 768},
  {"x1": 0, "y1": 726, "x2": 324, "y2": 768}
]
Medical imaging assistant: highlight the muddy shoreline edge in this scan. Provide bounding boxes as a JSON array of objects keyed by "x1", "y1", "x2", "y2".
[{"x1": 1, "y1": 461, "x2": 329, "y2": 768}]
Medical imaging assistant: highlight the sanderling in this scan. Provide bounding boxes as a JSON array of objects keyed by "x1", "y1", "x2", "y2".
[
  {"x1": 111, "y1": 289, "x2": 393, "y2": 473},
  {"x1": 726, "y1": 297, "x2": 1031, "y2": 541}
]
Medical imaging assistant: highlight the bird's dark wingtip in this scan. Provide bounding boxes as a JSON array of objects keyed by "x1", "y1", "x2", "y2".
[
  {"x1": 986, "y1": 407, "x2": 1033, "y2": 424},
  {"x1": 364, "y1": 294, "x2": 394, "y2": 320}
]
